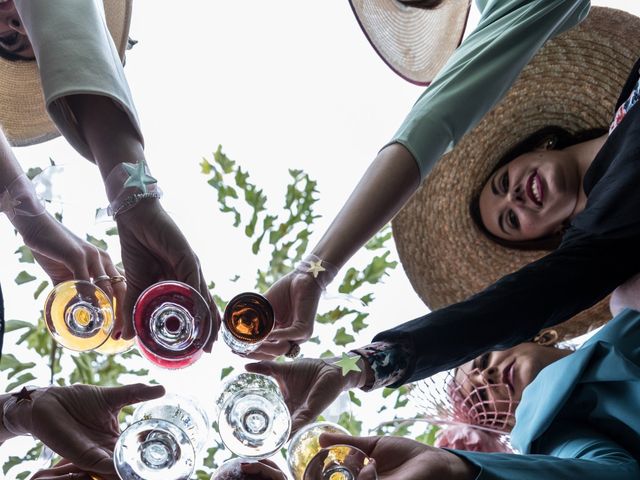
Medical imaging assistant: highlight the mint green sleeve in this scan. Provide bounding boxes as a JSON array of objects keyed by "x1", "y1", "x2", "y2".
[
  {"x1": 449, "y1": 422, "x2": 640, "y2": 480},
  {"x1": 389, "y1": 0, "x2": 590, "y2": 179},
  {"x1": 14, "y1": 0, "x2": 142, "y2": 161}
]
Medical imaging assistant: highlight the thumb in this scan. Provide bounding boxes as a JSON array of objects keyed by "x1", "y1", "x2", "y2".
[
  {"x1": 358, "y1": 459, "x2": 377, "y2": 480},
  {"x1": 245, "y1": 361, "x2": 286, "y2": 378},
  {"x1": 319, "y1": 433, "x2": 378, "y2": 456},
  {"x1": 102, "y1": 383, "x2": 166, "y2": 411}
]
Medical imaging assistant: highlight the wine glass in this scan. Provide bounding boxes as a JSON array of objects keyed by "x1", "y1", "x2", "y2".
[
  {"x1": 133, "y1": 281, "x2": 212, "y2": 369},
  {"x1": 221, "y1": 292, "x2": 274, "y2": 356},
  {"x1": 288, "y1": 422, "x2": 350, "y2": 480},
  {"x1": 216, "y1": 372, "x2": 291, "y2": 458},
  {"x1": 114, "y1": 394, "x2": 209, "y2": 480},
  {"x1": 44, "y1": 280, "x2": 114, "y2": 352},
  {"x1": 303, "y1": 445, "x2": 376, "y2": 480}
]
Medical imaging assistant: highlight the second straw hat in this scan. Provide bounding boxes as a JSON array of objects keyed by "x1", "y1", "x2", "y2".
[
  {"x1": 0, "y1": 0, "x2": 133, "y2": 147},
  {"x1": 392, "y1": 7, "x2": 640, "y2": 342},
  {"x1": 349, "y1": 0, "x2": 471, "y2": 85}
]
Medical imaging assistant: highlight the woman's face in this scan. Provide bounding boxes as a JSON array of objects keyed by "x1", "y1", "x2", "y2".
[
  {"x1": 0, "y1": 0, "x2": 34, "y2": 59},
  {"x1": 478, "y1": 147, "x2": 581, "y2": 242},
  {"x1": 454, "y1": 343, "x2": 565, "y2": 423}
]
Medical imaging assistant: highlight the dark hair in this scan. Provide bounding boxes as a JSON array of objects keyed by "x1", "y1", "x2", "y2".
[
  {"x1": 397, "y1": 0, "x2": 445, "y2": 9},
  {"x1": 0, "y1": 46, "x2": 34, "y2": 62},
  {"x1": 469, "y1": 126, "x2": 607, "y2": 251}
]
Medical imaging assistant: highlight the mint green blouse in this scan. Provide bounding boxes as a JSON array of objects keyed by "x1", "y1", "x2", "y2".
[
  {"x1": 389, "y1": 0, "x2": 591, "y2": 179},
  {"x1": 14, "y1": 0, "x2": 142, "y2": 161}
]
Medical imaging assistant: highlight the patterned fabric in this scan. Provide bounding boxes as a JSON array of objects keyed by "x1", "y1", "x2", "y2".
[
  {"x1": 610, "y1": 74, "x2": 640, "y2": 133},
  {"x1": 351, "y1": 341, "x2": 413, "y2": 391}
]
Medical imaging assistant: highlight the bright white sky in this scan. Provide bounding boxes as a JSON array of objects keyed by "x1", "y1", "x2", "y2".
[{"x1": 1, "y1": 1, "x2": 638, "y2": 478}]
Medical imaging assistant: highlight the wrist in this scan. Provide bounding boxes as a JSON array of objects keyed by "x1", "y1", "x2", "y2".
[
  {"x1": 2, "y1": 387, "x2": 42, "y2": 437},
  {"x1": 294, "y1": 254, "x2": 339, "y2": 290},
  {"x1": 324, "y1": 355, "x2": 369, "y2": 390},
  {"x1": 1, "y1": 174, "x2": 46, "y2": 225},
  {"x1": 104, "y1": 161, "x2": 162, "y2": 218}
]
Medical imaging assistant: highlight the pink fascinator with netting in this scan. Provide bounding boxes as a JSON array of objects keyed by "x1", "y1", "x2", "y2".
[{"x1": 409, "y1": 369, "x2": 517, "y2": 453}]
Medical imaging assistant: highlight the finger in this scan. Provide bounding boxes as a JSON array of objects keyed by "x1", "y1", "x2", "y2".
[
  {"x1": 319, "y1": 434, "x2": 378, "y2": 456},
  {"x1": 249, "y1": 339, "x2": 291, "y2": 358},
  {"x1": 30, "y1": 462, "x2": 84, "y2": 479},
  {"x1": 103, "y1": 262, "x2": 127, "y2": 339},
  {"x1": 121, "y1": 278, "x2": 141, "y2": 340},
  {"x1": 101, "y1": 383, "x2": 166, "y2": 411},
  {"x1": 240, "y1": 461, "x2": 287, "y2": 480},
  {"x1": 90, "y1": 253, "x2": 115, "y2": 304},
  {"x1": 266, "y1": 321, "x2": 312, "y2": 344},
  {"x1": 30, "y1": 473, "x2": 91, "y2": 480},
  {"x1": 244, "y1": 361, "x2": 284, "y2": 377},
  {"x1": 358, "y1": 459, "x2": 377, "y2": 480},
  {"x1": 291, "y1": 407, "x2": 318, "y2": 436}
]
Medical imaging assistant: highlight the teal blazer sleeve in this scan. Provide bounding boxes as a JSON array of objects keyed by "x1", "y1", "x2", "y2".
[{"x1": 450, "y1": 421, "x2": 640, "y2": 480}]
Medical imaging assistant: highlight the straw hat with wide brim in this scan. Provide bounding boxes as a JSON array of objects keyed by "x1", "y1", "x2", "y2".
[
  {"x1": 0, "y1": 0, "x2": 133, "y2": 147},
  {"x1": 392, "y1": 7, "x2": 640, "y2": 343},
  {"x1": 349, "y1": 0, "x2": 471, "y2": 86}
]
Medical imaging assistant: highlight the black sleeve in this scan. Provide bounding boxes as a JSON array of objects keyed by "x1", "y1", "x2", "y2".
[{"x1": 374, "y1": 235, "x2": 640, "y2": 384}]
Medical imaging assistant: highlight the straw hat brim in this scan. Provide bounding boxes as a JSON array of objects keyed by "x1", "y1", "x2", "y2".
[
  {"x1": 0, "y1": 0, "x2": 133, "y2": 147},
  {"x1": 392, "y1": 7, "x2": 640, "y2": 343},
  {"x1": 349, "y1": 0, "x2": 471, "y2": 86}
]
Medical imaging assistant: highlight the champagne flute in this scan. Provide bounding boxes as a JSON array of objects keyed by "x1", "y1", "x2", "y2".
[
  {"x1": 288, "y1": 422, "x2": 350, "y2": 480},
  {"x1": 222, "y1": 292, "x2": 274, "y2": 356},
  {"x1": 216, "y1": 372, "x2": 291, "y2": 458},
  {"x1": 44, "y1": 280, "x2": 113, "y2": 352},
  {"x1": 303, "y1": 445, "x2": 376, "y2": 480},
  {"x1": 133, "y1": 281, "x2": 212, "y2": 369},
  {"x1": 114, "y1": 394, "x2": 209, "y2": 480}
]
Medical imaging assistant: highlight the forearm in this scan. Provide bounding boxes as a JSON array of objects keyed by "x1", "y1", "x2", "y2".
[
  {"x1": 0, "y1": 130, "x2": 23, "y2": 189},
  {"x1": 311, "y1": 143, "x2": 420, "y2": 270},
  {"x1": 66, "y1": 95, "x2": 146, "y2": 181}
]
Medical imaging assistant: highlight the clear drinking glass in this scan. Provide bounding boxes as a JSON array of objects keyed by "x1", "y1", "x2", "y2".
[
  {"x1": 133, "y1": 281, "x2": 212, "y2": 368},
  {"x1": 287, "y1": 422, "x2": 350, "y2": 480},
  {"x1": 114, "y1": 394, "x2": 209, "y2": 480},
  {"x1": 222, "y1": 292, "x2": 274, "y2": 356},
  {"x1": 44, "y1": 280, "x2": 114, "y2": 352},
  {"x1": 216, "y1": 372, "x2": 291, "y2": 458},
  {"x1": 303, "y1": 445, "x2": 376, "y2": 480}
]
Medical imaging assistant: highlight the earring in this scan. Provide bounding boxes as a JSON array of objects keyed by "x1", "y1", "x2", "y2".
[{"x1": 533, "y1": 329, "x2": 559, "y2": 346}]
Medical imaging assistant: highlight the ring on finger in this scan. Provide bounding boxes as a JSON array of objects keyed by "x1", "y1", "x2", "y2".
[
  {"x1": 110, "y1": 275, "x2": 126, "y2": 284},
  {"x1": 285, "y1": 342, "x2": 301, "y2": 359},
  {"x1": 93, "y1": 275, "x2": 111, "y2": 283}
]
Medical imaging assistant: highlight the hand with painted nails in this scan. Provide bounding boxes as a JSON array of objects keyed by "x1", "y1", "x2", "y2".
[
  {"x1": 213, "y1": 459, "x2": 287, "y2": 480},
  {"x1": 249, "y1": 272, "x2": 321, "y2": 359},
  {"x1": 115, "y1": 199, "x2": 221, "y2": 344},
  {"x1": 2, "y1": 383, "x2": 165, "y2": 480},
  {"x1": 318, "y1": 433, "x2": 477, "y2": 480},
  {"x1": 246, "y1": 357, "x2": 362, "y2": 435}
]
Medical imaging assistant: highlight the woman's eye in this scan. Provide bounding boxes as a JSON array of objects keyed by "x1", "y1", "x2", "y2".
[
  {"x1": 500, "y1": 171, "x2": 509, "y2": 192},
  {"x1": 0, "y1": 31, "x2": 19, "y2": 48},
  {"x1": 507, "y1": 210, "x2": 519, "y2": 229}
]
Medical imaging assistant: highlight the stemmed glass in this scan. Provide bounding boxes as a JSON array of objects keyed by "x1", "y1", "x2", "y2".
[
  {"x1": 303, "y1": 445, "x2": 376, "y2": 480},
  {"x1": 114, "y1": 394, "x2": 209, "y2": 480},
  {"x1": 287, "y1": 422, "x2": 350, "y2": 480},
  {"x1": 133, "y1": 281, "x2": 212, "y2": 368},
  {"x1": 216, "y1": 372, "x2": 291, "y2": 458},
  {"x1": 44, "y1": 280, "x2": 134, "y2": 354},
  {"x1": 44, "y1": 280, "x2": 114, "y2": 352},
  {"x1": 221, "y1": 292, "x2": 274, "y2": 356}
]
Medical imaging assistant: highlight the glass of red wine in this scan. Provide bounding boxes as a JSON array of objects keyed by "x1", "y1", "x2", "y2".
[{"x1": 133, "y1": 281, "x2": 212, "y2": 369}]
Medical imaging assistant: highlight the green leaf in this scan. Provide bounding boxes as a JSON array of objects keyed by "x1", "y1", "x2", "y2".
[
  {"x1": 3, "y1": 456, "x2": 22, "y2": 475},
  {"x1": 106, "y1": 227, "x2": 119, "y2": 236},
  {"x1": 6, "y1": 372, "x2": 36, "y2": 392},
  {"x1": 308, "y1": 336, "x2": 321, "y2": 344},
  {"x1": 25, "y1": 167, "x2": 43, "y2": 180},
  {"x1": 333, "y1": 327, "x2": 355, "y2": 347},
  {"x1": 351, "y1": 313, "x2": 369, "y2": 333},
  {"x1": 415, "y1": 424, "x2": 441, "y2": 446},
  {"x1": 4, "y1": 320, "x2": 33, "y2": 333},
  {"x1": 33, "y1": 280, "x2": 49, "y2": 300},
  {"x1": 14, "y1": 245, "x2": 34, "y2": 263},
  {"x1": 348, "y1": 391, "x2": 362, "y2": 407},
  {"x1": 365, "y1": 227, "x2": 393, "y2": 250},
  {"x1": 337, "y1": 411, "x2": 362, "y2": 436},
  {"x1": 320, "y1": 350, "x2": 335, "y2": 359},
  {"x1": 86, "y1": 234, "x2": 108, "y2": 251},
  {"x1": 14, "y1": 271, "x2": 36, "y2": 285},
  {"x1": 200, "y1": 157, "x2": 213, "y2": 174},
  {"x1": 221, "y1": 366, "x2": 234, "y2": 380}
]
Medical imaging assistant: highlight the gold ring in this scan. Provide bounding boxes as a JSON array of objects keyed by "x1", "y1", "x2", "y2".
[
  {"x1": 93, "y1": 275, "x2": 111, "y2": 283},
  {"x1": 109, "y1": 275, "x2": 126, "y2": 284},
  {"x1": 285, "y1": 342, "x2": 301, "y2": 359}
]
